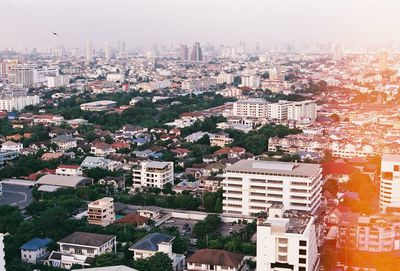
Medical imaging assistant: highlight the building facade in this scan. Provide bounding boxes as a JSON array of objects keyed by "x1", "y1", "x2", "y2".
[
  {"x1": 222, "y1": 160, "x2": 322, "y2": 217},
  {"x1": 132, "y1": 161, "x2": 174, "y2": 189}
]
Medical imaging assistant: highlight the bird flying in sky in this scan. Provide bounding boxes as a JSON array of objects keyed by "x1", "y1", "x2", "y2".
[{"x1": 51, "y1": 31, "x2": 61, "y2": 38}]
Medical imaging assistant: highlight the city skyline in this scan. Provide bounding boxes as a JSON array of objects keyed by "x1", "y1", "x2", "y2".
[{"x1": 2, "y1": 0, "x2": 400, "y2": 49}]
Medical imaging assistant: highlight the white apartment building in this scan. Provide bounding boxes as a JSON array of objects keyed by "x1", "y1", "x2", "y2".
[
  {"x1": 47, "y1": 75, "x2": 70, "y2": 88},
  {"x1": 241, "y1": 75, "x2": 261, "y2": 88},
  {"x1": 257, "y1": 206, "x2": 320, "y2": 271},
  {"x1": 106, "y1": 73, "x2": 125, "y2": 82},
  {"x1": 216, "y1": 72, "x2": 234, "y2": 85},
  {"x1": 268, "y1": 100, "x2": 290, "y2": 121},
  {"x1": 56, "y1": 165, "x2": 83, "y2": 176},
  {"x1": 8, "y1": 64, "x2": 35, "y2": 87},
  {"x1": 232, "y1": 99, "x2": 268, "y2": 119},
  {"x1": 222, "y1": 160, "x2": 322, "y2": 217},
  {"x1": 0, "y1": 92, "x2": 40, "y2": 112},
  {"x1": 87, "y1": 197, "x2": 115, "y2": 227},
  {"x1": 1, "y1": 141, "x2": 23, "y2": 153},
  {"x1": 380, "y1": 154, "x2": 400, "y2": 213},
  {"x1": 80, "y1": 100, "x2": 117, "y2": 111},
  {"x1": 340, "y1": 215, "x2": 400, "y2": 252},
  {"x1": 331, "y1": 143, "x2": 374, "y2": 158},
  {"x1": 132, "y1": 161, "x2": 174, "y2": 189},
  {"x1": 287, "y1": 100, "x2": 317, "y2": 121}
]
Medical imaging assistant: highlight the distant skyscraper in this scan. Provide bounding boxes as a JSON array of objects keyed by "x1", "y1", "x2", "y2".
[
  {"x1": 190, "y1": 42, "x2": 203, "y2": 62},
  {"x1": 333, "y1": 45, "x2": 344, "y2": 61},
  {"x1": 121, "y1": 41, "x2": 126, "y2": 52},
  {"x1": 85, "y1": 40, "x2": 92, "y2": 62},
  {"x1": 104, "y1": 42, "x2": 111, "y2": 60},
  {"x1": 180, "y1": 45, "x2": 189, "y2": 63},
  {"x1": 379, "y1": 51, "x2": 389, "y2": 72},
  {"x1": 9, "y1": 64, "x2": 35, "y2": 87}
]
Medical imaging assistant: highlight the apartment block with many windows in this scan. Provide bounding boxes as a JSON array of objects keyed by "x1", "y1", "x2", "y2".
[
  {"x1": 222, "y1": 160, "x2": 322, "y2": 217},
  {"x1": 132, "y1": 161, "x2": 174, "y2": 189},
  {"x1": 256, "y1": 206, "x2": 320, "y2": 271},
  {"x1": 380, "y1": 153, "x2": 400, "y2": 213},
  {"x1": 87, "y1": 197, "x2": 115, "y2": 227}
]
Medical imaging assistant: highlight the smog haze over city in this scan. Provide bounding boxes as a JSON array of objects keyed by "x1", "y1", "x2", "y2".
[
  {"x1": 2, "y1": 0, "x2": 400, "y2": 49},
  {"x1": 1, "y1": 1, "x2": 400, "y2": 271}
]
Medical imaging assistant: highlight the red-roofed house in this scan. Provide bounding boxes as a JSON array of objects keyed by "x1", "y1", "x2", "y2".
[
  {"x1": 214, "y1": 147, "x2": 246, "y2": 158},
  {"x1": 321, "y1": 161, "x2": 359, "y2": 183}
]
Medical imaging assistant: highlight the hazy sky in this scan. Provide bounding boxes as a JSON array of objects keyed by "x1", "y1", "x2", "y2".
[{"x1": 1, "y1": 0, "x2": 399, "y2": 49}]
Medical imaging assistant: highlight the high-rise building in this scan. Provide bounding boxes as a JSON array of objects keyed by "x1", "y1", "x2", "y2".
[
  {"x1": 287, "y1": 100, "x2": 318, "y2": 121},
  {"x1": 8, "y1": 64, "x2": 35, "y2": 87},
  {"x1": 232, "y1": 99, "x2": 269, "y2": 118},
  {"x1": 0, "y1": 91, "x2": 40, "y2": 111},
  {"x1": 333, "y1": 44, "x2": 344, "y2": 61},
  {"x1": 380, "y1": 154, "x2": 400, "y2": 213},
  {"x1": 222, "y1": 160, "x2": 322, "y2": 217},
  {"x1": 256, "y1": 205, "x2": 320, "y2": 271},
  {"x1": 104, "y1": 42, "x2": 111, "y2": 60},
  {"x1": 180, "y1": 45, "x2": 189, "y2": 63},
  {"x1": 379, "y1": 51, "x2": 389, "y2": 72},
  {"x1": 190, "y1": 42, "x2": 203, "y2": 62},
  {"x1": 85, "y1": 40, "x2": 93, "y2": 62}
]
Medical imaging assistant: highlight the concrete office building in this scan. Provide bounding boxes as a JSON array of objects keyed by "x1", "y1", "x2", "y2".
[{"x1": 222, "y1": 160, "x2": 322, "y2": 217}]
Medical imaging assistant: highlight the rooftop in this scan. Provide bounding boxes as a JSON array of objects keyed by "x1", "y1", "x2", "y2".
[
  {"x1": 129, "y1": 233, "x2": 174, "y2": 252},
  {"x1": 58, "y1": 232, "x2": 116, "y2": 247},
  {"x1": 20, "y1": 237, "x2": 52, "y2": 251},
  {"x1": 187, "y1": 249, "x2": 244, "y2": 268},
  {"x1": 382, "y1": 153, "x2": 400, "y2": 162},
  {"x1": 225, "y1": 160, "x2": 320, "y2": 177}
]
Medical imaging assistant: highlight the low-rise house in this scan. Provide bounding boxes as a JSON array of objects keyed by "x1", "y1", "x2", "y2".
[
  {"x1": 128, "y1": 233, "x2": 185, "y2": 271},
  {"x1": 20, "y1": 237, "x2": 53, "y2": 264},
  {"x1": 55, "y1": 165, "x2": 83, "y2": 176},
  {"x1": 171, "y1": 148, "x2": 190, "y2": 158},
  {"x1": 33, "y1": 114, "x2": 65, "y2": 126},
  {"x1": 213, "y1": 147, "x2": 246, "y2": 158},
  {"x1": 1, "y1": 141, "x2": 23, "y2": 153},
  {"x1": 209, "y1": 132, "x2": 234, "y2": 147},
  {"x1": 184, "y1": 132, "x2": 212, "y2": 143},
  {"x1": 51, "y1": 135, "x2": 77, "y2": 151},
  {"x1": 80, "y1": 100, "x2": 117, "y2": 111},
  {"x1": 80, "y1": 156, "x2": 122, "y2": 171},
  {"x1": 114, "y1": 214, "x2": 149, "y2": 227},
  {"x1": 88, "y1": 197, "x2": 115, "y2": 227},
  {"x1": 41, "y1": 152, "x2": 64, "y2": 161},
  {"x1": 45, "y1": 232, "x2": 117, "y2": 269},
  {"x1": 74, "y1": 266, "x2": 138, "y2": 271},
  {"x1": 99, "y1": 176, "x2": 125, "y2": 189},
  {"x1": 118, "y1": 125, "x2": 148, "y2": 137},
  {"x1": 36, "y1": 175, "x2": 93, "y2": 191},
  {"x1": 91, "y1": 141, "x2": 116, "y2": 157},
  {"x1": 187, "y1": 249, "x2": 245, "y2": 271}
]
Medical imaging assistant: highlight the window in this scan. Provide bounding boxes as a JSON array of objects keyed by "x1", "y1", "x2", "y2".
[
  {"x1": 299, "y1": 267, "x2": 306, "y2": 271},
  {"x1": 74, "y1": 248, "x2": 83, "y2": 255},
  {"x1": 299, "y1": 258, "x2": 306, "y2": 264},
  {"x1": 299, "y1": 249, "x2": 306, "y2": 255},
  {"x1": 395, "y1": 165, "x2": 400, "y2": 172},
  {"x1": 299, "y1": 240, "x2": 307, "y2": 247}
]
